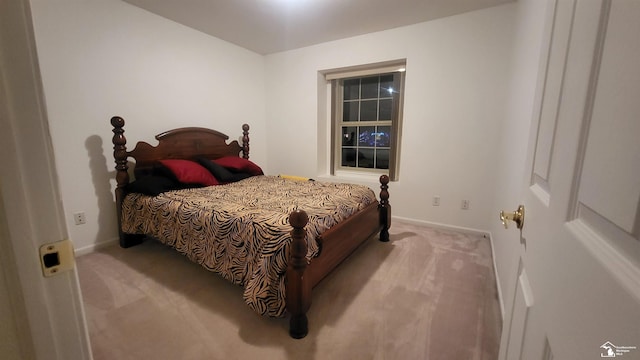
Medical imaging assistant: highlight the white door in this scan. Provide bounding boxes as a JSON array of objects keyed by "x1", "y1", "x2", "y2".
[{"x1": 499, "y1": 0, "x2": 640, "y2": 359}]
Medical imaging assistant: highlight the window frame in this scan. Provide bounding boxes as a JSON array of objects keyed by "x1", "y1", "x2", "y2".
[{"x1": 328, "y1": 62, "x2": 405, "y2": 181}]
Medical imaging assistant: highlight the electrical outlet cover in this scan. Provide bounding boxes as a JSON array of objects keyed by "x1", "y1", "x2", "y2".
[{"x1": 73, "y1": 212, "x2": 86, "y2": 225}]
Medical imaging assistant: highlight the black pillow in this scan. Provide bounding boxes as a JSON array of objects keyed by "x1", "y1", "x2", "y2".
[
  {"x1": 196, "y1": 157, "x2": 253, "y2": 183},
  {"x1": 125, "y1": 175, "x2": 180, "y2": 196},
  {"x1": 225, "y1": 172, "x2": 253, "y2": 183}
]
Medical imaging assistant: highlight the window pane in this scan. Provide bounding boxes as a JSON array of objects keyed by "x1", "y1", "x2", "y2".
[
  {"x1": 360, "y1": 100, "x2": 378, "y2": 121},
  {"x1": 375, "y1": 149, "x2": 390, "y2": 169},
  {"x1": 343, "y1": 101, "x2": 358, "y2": 121},
  {"x1": 343, "y1": 79, "x2": 360, "y2": 100},
  {"x1": 358, "y1": 149, "x2": 375, "y2": 168},
  {"x1": 375, "y1": 126, "x2": 391, "y2": 147},
  {"x1": 333, "y1": 68, "x2": 403, "y2": 179},
  {"x1": 379, "y1": 75, "x2": 394, "y2": 97},
  {"x1": 342, "y1": 148, "x2": 357, "y2": 167},
  {"x1": 341, "y1": 126, "x2": 357, "y2": 146},
  {"x1": 361, "y1": 76, "x2": 378, "y2": 99},
  {"x1": 379, "y1": 99, "x2": 392, "y2": 120},
  {"x1": 358, "y1": 126, "x2": 376, "y2": 147}
]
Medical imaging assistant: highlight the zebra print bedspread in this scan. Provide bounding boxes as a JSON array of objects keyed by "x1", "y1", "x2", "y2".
[{"x1": 121, "y1": 175, "x2": 377, "y2": 317}]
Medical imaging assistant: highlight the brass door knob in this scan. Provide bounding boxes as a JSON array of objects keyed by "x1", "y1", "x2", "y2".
[{"x1": 500, "y1": 205, "x2": 525, "y2": 230}]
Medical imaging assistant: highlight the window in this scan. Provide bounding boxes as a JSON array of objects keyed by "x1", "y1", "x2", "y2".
[{"x1": 328, "y1": 62, "x2": 405, "y2": 180}]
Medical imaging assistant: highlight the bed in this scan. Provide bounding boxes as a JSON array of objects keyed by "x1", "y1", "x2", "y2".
[{"x1": 110, "y1": 116, "x2": 391, "y2": 338}]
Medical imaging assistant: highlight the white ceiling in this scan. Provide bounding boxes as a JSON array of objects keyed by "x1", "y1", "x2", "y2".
[{"x1": 123, "y1": 0, "x2": 513, "y2": 55}]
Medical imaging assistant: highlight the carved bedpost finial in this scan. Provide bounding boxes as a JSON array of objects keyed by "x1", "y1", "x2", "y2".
[
  {"x1": 379, "y1": 174, "x2": 389, "y2": 203},
  {"x1": 379, "y1": 175, "x2": 391, "y2": 242},
  {"x1": 287, "y1": 209, "x2": 311, "y2": 339},
  {"x1": 289, "y1": 209, "x2": 309, "y2": 231},
  {"x1": 112, "y1": 116, "x2": 135, "y2": 247},
  {"x1": 111, "y1": 116, "x2": 129, "y2": 188},
  {"x1": 242, "y1": 123, "x2": 250, "y2": 159}
]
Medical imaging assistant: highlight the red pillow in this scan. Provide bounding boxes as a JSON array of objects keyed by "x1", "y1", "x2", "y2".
[
  {"x1": 158, "y1": 159, "x2": 219, "y2": 186},
  {"x1": 213, "y1": 156, "x2": 263, "y2": 176}
]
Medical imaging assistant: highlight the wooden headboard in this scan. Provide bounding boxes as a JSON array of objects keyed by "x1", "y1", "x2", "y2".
[
  {"x1": 111, "y1": 116, "x2": 250, "y2": 178},
  {"x1": 110, "y1": 115, "x2": 250, "y2": 246}
]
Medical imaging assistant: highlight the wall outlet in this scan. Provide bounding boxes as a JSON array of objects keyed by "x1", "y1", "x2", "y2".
[
  {"x1": 73, "y1": 212, "x2": 86, "y2": 225},
  {"x1": 461, "y1": 200, "x2": 470, "y2": 210},
  {"x1": 432, "y1": 196, "x2": 441, "y2": 206}
]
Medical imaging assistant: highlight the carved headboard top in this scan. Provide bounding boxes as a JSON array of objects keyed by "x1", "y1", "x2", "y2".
[{"x1": 111, "y1": 116, "x2": 250, "y2": 180}]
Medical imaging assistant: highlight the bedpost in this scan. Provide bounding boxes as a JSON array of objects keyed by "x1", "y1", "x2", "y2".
[
  {"x1": 111, "y1": 116, "x2": 143, "y2": 248},
  {"x1": 111, "y1": 116, "x2": 129, "y2": 246},
  {"x1": 379, "y1": 175, "x2": 391, "y2": 242},
  {"x1": 242, "y1": 123, "x2": 250, "y2": 159},
  {"x1": 287, "y1": 209, "x2": 311, "y2": 339}
]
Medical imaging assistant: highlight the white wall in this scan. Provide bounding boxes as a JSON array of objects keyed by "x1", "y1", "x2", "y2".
[
  {"x1": 28, "y1": 0, "x2": 527, "y2": 253},
  {"x1": 264, "y1": 4, "x2": 517, "y2": 231},
  {"x1": 488, "y1": 0, "x2": 548, "y2": 316},
  {"x1": 29, "y1": 0, "x2": 267, "y2": 253}
]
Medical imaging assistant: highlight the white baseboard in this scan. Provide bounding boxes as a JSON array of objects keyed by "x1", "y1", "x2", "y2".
[
  {"x1": 485, "y1": 231, "x2": 505, "y2": 319},
  {"x1": 392, "y1": 216, "x2": 491, "y2": 238},
  {"x1": 74, "y1": 237, "x2": 119, "y2": 257}
]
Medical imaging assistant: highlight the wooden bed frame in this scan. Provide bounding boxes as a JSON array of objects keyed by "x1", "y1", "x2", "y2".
[{"x1": 110, "y1": 116, "x2": 391, "y2": 339}]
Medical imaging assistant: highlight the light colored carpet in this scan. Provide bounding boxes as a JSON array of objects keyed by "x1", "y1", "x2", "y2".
[{"x1": 77, "y1": 220, "x2": 501, "y2": 360}]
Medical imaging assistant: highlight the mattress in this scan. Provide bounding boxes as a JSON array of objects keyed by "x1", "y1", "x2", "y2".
[{"x1": 121, "y1": 175, "x2": 377, "y2": 316}]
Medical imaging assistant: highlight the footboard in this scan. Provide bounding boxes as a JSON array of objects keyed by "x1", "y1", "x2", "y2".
[{"x1": 286, "y1": 175, "x2": 390, "y2": 339}]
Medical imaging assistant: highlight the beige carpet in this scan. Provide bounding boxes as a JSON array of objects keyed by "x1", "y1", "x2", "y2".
[{"x1": 77, "y1": 220, "x2": 501, "y2": 360}]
